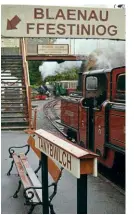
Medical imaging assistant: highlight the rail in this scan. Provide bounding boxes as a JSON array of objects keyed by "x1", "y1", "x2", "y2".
[{"x1": 20, "y1": 38, "x2": 32, "y2": 129}]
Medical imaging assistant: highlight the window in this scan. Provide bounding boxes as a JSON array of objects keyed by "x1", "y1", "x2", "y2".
[
  {"x1": 86, "y1": 76, "x2": 98, "y2": 90},
  {"x1": 115, "y1": 74, "x2": 125, "y2": 102},
  {"x1": 117, "y1": 74, "x2": 125, "y2": 91},
  {"x1": 62, "y1": 82, "x2": 68, "y2": 89}
]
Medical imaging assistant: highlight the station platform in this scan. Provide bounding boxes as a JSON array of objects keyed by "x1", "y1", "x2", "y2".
[{"x1": 1, "y1": 100, "x2": 125, "y2": 214}]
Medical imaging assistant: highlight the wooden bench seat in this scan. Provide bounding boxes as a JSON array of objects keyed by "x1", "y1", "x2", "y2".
[
  {"x1": 13, "y1": 153, "x2": 42, "y2": 207},
  {"x1": 7, "y1": 142, "x2": 63, "y2": 214}
]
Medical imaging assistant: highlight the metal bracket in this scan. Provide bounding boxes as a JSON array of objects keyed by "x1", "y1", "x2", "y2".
[{"x1": 8, "y1": 144, "x2": 30, "y2": 158}]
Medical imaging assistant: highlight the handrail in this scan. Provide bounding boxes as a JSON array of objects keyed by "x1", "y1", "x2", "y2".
[{"x1": 20, "y1": 38, "x2": 32, "y2": 129}]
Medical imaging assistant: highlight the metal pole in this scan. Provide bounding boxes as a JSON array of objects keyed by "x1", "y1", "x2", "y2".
[
  {"x1": 41, "y1": 152, "x2": 49, "y2": 214},
  {"x1": 77, "y1": 174, "x2": 87, "y2": 214}
]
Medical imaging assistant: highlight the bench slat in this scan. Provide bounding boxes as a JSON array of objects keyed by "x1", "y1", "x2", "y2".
[
  {"x1": 13, "y1": 153, "x2": 32, "y2": 188},
  {"x1": 19, "y1": 153, "x2": 42, "y2": 202},
  {"x1": 12, "y1": 153, "x2": 39, "y2": 203}
]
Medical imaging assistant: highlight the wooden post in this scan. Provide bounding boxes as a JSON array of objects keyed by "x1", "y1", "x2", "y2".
[
  {"x1": 33, "y1": 109, "x2": 37, "y2": 130},
  {"x1": 28, "y1": 86, "x2": 32, "y2": 129}
]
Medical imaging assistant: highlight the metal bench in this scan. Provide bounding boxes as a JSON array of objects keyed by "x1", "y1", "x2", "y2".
[{"x1": 7, "y1": 144, "x2": 63, "y2": 214}]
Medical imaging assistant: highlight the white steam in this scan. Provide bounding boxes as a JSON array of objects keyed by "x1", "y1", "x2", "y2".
[
  {"x1": 39, "y1": 39, "x2": 125, "y2": 80},
  {"x1": 39, "y1": 60, "x2": 82, "y2": 80},
  {"x1": 91, "y1": 41, "x2": 125, "y2": 70}
]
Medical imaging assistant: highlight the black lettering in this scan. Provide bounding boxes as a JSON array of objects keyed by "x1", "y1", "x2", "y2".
[
  {"x1": 88, "y1": 10, "x2": 98, "y2": 21},
  {"x1": 27, "y1": 23, "x2": 35, "y2": 34},
  {"x1": 56, "y1": 9, "x2": 66, "y2": 20},
  {"x1": 77, "y1": 24, "x2": 80, "y2": 35},
  {"x1": 78, "y1": 10, "x2": 87, "y2": 20},
  {"x1": 47, "y1": 24, "x2": 55, "y2": 34},
  {"x1": 62, "y1": 151, "x2": 66, "y2": 167},
  {"x1": 50, "y1": 143, "x2": 53, "y2": 157},
  {"x1": 46, "y1": 141, "x2": 50, "y2": 154},
  {"x1": 57, "y1": 24, "x2": 65, "y2": 35},
  {"x1": 67, "y1": 24, "x2": 75, "y2": 35},
  {"x1": 96, "y1": 25, "x2": 106, "y2": 35},
  {"x1": 59, "y1": 149, "x2": 63, "y2": 165},
  {"x1": 92, "y1": 25, "x2": 95, "y2": 35},
  {"x1": 46, "y1": 8, "x2": 54, "y2": 19},
  {"x1": 100, "y1": 10, "x2": 108, "y2": 21},
  {"x1": 67, "y1": 154, "x2": 71, "y2": 170},
  {"x1": 54, "y1": 146, "x2": 58, "y2": 160},
  {"x1": 81, "y1": 24, "x2": 90, "y2": 35},
  {"x1": 108, "y1": 25, "x2": 117, "y2": 36},
  {"x1": 43, "y1": 141, "x2": 47, "y2": 152},
  {"x1": 67, "y1": 9, "x2": 76, "y2": 20},
  {"x1": 37, "y1": 23, "x2": 44, "y2": 34},
  {"x1": 34, "y1": 8, "x2": 44, "y2": 19}
]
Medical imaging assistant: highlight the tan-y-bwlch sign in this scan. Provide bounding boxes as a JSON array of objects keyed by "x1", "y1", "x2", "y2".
[{"x1": 34, "y1": 129, "x2": 98, "y2": 178}]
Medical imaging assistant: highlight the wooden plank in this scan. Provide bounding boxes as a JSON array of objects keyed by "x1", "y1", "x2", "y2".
[
  {"x1": 27, "y1": 135, "x2": 61, "y2": 182},
  {"x1": 12, "y1": 153, "x2": 39, "y2": 203},
  {"x1": 80, "y1": 159, "x2": 93, "y2": 175},
  {"x1": 27, "y1": 135, "x2": 41, "y2": 158},
  {"x1": 13, "y1": 153, "x2": 32, "y2": 188},
  {"x1": 19, "y1": 153, "x2": 42, "y2": 202}
]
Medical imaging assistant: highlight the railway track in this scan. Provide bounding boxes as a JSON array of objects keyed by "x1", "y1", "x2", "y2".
[
  {"x1": 43, "y1": 98, "x2": 125, "y2": 191},
  {"x1": 43, "y1": 98, "x2": 67, "y2": 137}
]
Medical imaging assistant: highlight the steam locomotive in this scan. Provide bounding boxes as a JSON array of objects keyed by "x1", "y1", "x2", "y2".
[{"x1": 60, "y1": 55, "x2": 125, "y2": 169}]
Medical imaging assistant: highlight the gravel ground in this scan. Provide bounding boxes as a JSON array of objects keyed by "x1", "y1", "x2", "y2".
[{"x1": 1, "y1": 99, "x2": 125, "y2": 214}]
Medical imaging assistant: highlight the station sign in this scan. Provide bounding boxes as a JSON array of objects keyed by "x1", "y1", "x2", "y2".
[
  {"x1": 34, "y1": 129, "x2": 98, "y2": 178},
  {"x1": 1, "y1": 5, "x2": 125, "y2": 39},
  {"x1": 38, "y1": 44, "x2": 69, "y2": 55}
]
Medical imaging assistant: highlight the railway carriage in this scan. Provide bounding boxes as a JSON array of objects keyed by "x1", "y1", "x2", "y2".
[{"x1": 54, "y1": 80, "x2": 78, "y2": 96}]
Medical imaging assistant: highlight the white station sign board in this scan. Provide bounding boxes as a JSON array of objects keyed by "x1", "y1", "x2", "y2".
[
  {"x1": 38, "y1": 44, "x2": 69, "y2": 55},
  {"x1": 1, "y1": 5, "x2": 125, "y2": 39},
  {"x1": 35, "y1": 129, "x2": 98, "y2": 178}
]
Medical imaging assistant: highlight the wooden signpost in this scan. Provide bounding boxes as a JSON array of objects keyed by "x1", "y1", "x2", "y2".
[{"x1": 34, "y1": 129, "x2": 99, "y2": 214}]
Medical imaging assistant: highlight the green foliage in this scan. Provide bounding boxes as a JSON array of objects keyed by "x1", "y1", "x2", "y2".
[
  {"x1": 45, "y1": 66, "x2": 79, "y2": 82},
  {"x1": 30, "y1": 84, "x2": 39, "y2": 89},
  {"x1": 28, "y1": 61, "x2": 42, "y2": 85},
  {"x1": 28, "y1": 60, "x2": 80, "y2": 85}
]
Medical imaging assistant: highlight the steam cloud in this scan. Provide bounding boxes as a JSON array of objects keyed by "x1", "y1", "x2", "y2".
[
  {"x1": 39, "y1": 60, "x2": 82, "y2": 80},
  {"x1": 92, "y1": 40, "x2": 125, "y2": 70},
  {"x1": 39, "y1": 39, "x2": 125, "y2": 80}
]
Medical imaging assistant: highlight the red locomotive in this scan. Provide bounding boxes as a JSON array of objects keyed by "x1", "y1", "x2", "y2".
[{"x1": 60, "y1": 62, "x2": 125, "y2": 169}]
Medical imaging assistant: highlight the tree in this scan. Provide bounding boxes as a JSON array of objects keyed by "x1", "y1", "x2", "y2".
[
  {"x1": 44, "y1": 66, "x2": 79, "y2": 82},
  {"x1": 28, "y1": 61, "x2": 42, "y2": 85}
]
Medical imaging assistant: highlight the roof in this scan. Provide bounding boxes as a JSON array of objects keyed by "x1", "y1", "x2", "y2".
[
  {"x1": 57, "y1": 80, "x2": 78, "y2": 83},
  {"x1": 34, "y1": 129, "x2": 98, "y2": 159},
  {"x1": 83, "y1": 68, "x2": 111, "y2": 75}
]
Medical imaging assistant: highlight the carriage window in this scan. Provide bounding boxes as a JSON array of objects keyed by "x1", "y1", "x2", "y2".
[
  {"x1": 62, "y1": 82, "x2": 68, "y2": 88},
  {"x1": 86, "y1": 76, "x2": 98, "y2": 90},
  {"x1": 117, "y1": 74, "x2": 125, "y2": 91},
  {"x1": 71, "y1": 82, "x2": 75, "y2": 88}
]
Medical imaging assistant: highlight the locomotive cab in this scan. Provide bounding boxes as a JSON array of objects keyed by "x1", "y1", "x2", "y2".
[{"x1": 82, "y1": 70, "x2": 108, "y2": 108}]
